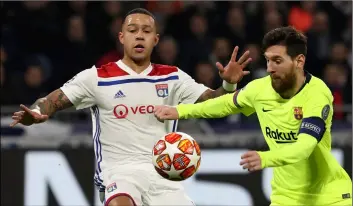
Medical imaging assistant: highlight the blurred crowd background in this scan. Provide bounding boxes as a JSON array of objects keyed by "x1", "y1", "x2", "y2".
[{"x1": 1, "y1": 1, "x2": 352, "y2": 134}]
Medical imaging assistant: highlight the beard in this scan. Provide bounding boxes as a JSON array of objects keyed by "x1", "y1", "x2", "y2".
[{"x1": 271, "y1": 68, "x2": 297, "y2": 94}]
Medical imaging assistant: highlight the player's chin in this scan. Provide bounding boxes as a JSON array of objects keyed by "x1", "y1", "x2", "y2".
[
  {"x1": 271, "y1": 81, "x2": 283, "y2": 93},
  {"x1": 131, "y1": 54, "x2": 148, "y2": 62}
]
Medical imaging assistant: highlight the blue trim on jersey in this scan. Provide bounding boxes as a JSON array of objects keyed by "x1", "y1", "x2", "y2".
[
  {"x1": 97, "y1": 75, "x2": 179, "y2": 86},
  {"x1": 92, "y1": 106, "x2": 103, "y2": 173},
  {"x1": 172, "y1": 120, "x2": 178, "y2": 132},
  {"x1": 95, "y1": 171, "x2": 103, "y2": 183},
  {"x1": 299, "y1": 117, "x2": 325, "y2": 142},
  {"x1": 94, "y1": 180, "x2": 105, "y2": 188}
]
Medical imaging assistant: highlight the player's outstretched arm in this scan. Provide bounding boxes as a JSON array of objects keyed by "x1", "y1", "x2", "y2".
[
  {"x1": 154, "y1": 93, "x2": 239, "y2": 121},
  {"x1": 240, "y1": 133, "x2": 318, "y2": 172},
  {"x1": 10, "y1": 89, "x2": 73, "y2": 127}
]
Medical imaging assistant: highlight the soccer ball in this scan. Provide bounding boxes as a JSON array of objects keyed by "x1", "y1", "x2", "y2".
[{"x1": 152, "y1": 132, "x2": 201, "y2": 181}]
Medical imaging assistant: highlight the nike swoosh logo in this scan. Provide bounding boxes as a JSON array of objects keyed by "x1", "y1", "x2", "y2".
[{"x1": 262, "y1": 108, "x2": 272, "y2": 112}]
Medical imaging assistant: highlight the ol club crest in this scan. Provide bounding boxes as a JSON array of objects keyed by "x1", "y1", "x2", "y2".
[
  {"x1": 155, "y1": 84, "x2": 169, "y2": 97},
  {"x1": 293, "y1": 107, "x2": 303, "y2": 120}
]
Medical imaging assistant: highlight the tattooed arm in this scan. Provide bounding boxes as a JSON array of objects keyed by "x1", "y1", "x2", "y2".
[
  {"x1": 195, "y1": 87, "x2": 232, "y2": 103},
  {"x1": 30, "y1": 89, "x2": 73, "y2": 116},
  {"x1": 10, "y1": 89, "x2": 73, "y2": 127},
  {"x1": 11, "y1": 67, "x2": 97, "y2": 127}
]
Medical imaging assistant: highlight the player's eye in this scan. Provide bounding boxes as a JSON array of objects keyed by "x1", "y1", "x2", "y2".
[
  {"x1": 128, "y1": 29, "x2": 137, "y2": 33},
  {"x1": 144, "y1": 30, "x2": 151, "y2": 33}
]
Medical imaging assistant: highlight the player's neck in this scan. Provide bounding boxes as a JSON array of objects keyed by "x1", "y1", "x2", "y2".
[
  {"x1": 121, "y1": 57, "x2": 151, "y2": 74},
  {"x1": 280, "y1": 72, "x2": 306, "y2": 99}
]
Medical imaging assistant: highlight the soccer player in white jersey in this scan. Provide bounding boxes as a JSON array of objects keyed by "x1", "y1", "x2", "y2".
[{"x1": 10, "y1": 8, "x2": 251, "y2": 206}]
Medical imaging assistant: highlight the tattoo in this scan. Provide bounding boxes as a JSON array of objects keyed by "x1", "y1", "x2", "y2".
[
  {"x1": 195, "y1": 87, "x2": 230, "y2": 103},
  {"x1": 30, "y1": 89, "x2": 73, "y2": 116}
]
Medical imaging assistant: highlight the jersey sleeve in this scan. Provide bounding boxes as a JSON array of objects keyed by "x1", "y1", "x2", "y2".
[
  {"x1": 299, "y1": 91, "x2": 333, "y2": 142},
  {"x1": 60, "y1": 67, "x2": 97, "y2": 110},
  {"x1": 174, "y1": 68, "x2": 209, "y2": 104},
  {"x1": 231, "y1": 80, "x2": 258, "y2": 116},
  {"x1": 258, "y1": 133, "x2": 318, "y2": 168}
]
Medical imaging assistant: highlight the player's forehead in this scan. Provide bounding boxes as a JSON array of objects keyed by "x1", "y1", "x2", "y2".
[
  {"x1": 124, "y1": 13, "x2": 155, "y2": 28},
  {"x1": 264, "y1": 45, "x2": 288, "y2": 59}
]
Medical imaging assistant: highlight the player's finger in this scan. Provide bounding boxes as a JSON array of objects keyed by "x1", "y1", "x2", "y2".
[
  {"x1": 155, "y1": 114, "x2": 165, "y2": 123},
  {"x1": 153, "y1": 108, "x2": 160, "y2": 114},
  {"x1": 241, "y1": 58, "x2": 252, "y2": 68},
  {"x1": 153, "y1": 105, "x2": 164, "y2": 113},
  {"x1": 20, "y1": 104, "x2": 33, "y2": 114},
  {"x1": 230, "y1": 46, "x2": 239, "y2": 62},
  {"x1": 238, "y1": 50, "x2": 250, "y2": 65},
  {"x1": 10, "y1": 120, "x2": 20, "y2": 127},
  {"x1": 14, "y1": 111, "x2": 25, "y2": 116},
  {"x1": 239, "y1": 158, "x2": 248, "y2": 165},
  {"x1": 240, "y1": 156, "x2": 255, "y2": 167},
  {"x1": 12, "y1": 115, "x2": 22, "y2": 120},
  {"x1": 243, "y1": 164, "x2": 249, "y2": 170},
  {"x1": 242, "y1": 162, "x2": 254, "y2": 170},
  {"x1": 240, "y1": 153, "x2": 259, "y2": 165},
  {"x1": 241, "y1": 151, "x2": 253, "y2": 159},
  {"x1": 215, "y1": 62, "x2": 225, "y2": 73}
]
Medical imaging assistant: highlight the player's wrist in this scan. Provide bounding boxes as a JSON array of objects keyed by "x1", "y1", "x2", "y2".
[
  {"x1": 257, "y1": 151, "x2": 267, "y2": 169},
  {"x1": 222, "y1": 80, "x2": 237, "y2": 92},
  {"x1": 176, "y1": 105, "x2": 185, "y2": 119}
]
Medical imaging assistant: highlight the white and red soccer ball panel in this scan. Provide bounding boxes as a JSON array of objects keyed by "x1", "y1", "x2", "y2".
[{"x1": 152, "y1": 132, "x2": 201, "y2": 181}]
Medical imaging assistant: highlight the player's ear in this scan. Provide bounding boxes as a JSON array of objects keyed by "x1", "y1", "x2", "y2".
[
  {"x1": 296, "y1": 54, "x2": 305, "y2": 69},
  {"x1": 118, "y1": 32, "x2": 124, "y2": 45},
  {"x1": 154, "y1": 34, "x2": 160, "y2": 47}
]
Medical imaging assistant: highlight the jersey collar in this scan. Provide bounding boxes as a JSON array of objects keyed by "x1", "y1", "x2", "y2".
[
  {"x1": 295, "y1": 70, "x2": 312, "y2": 95},
  {"x1": 116, "y1": 60, "x2": 153, "y2": 76}
]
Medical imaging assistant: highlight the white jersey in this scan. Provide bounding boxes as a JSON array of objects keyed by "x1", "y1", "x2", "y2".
[{"x1": 60, "y1": 60, "x2": 208, "y2": 192}]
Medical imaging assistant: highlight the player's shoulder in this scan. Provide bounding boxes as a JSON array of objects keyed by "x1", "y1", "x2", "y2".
[
  {"x1": 96, "y1": 62, "x2": 129, "y2": 78},
  {"x1": 72, "y1": 65, "x2": 98, "y2": 80},
  {"x1": 149, "y1": 63, "x2": 179, "y2": 76},
  {"x1": 305, "y1": 74, "x2": 332, "y2": 100}
]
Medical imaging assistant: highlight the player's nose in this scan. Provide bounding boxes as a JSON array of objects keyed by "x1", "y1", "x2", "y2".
[
  {"x1": 267, "y1": 66, "x2": 275, "y2": 74},
  {"x1": 135, "y1": 30, "x2": 145, "y2": 41}
]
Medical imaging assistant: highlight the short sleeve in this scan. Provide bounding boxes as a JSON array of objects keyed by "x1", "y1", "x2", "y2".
[
  {"x1": 232, "y1": 81, "x2": 257, "y2": 116},
  {"x1": 174, "y1": 68, "x2": 209, "y2": 104},
  {"x1": 60, "y1": 67, "x2": 97, "y2": 110}
]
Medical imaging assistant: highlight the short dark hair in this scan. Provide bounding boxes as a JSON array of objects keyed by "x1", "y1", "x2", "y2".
[
  {"x1": 122, "y1": 8, "x2": 156, "y2": 24},
  {"x1": 262, "y1": 26, "x2": 307, "y2": 58}
]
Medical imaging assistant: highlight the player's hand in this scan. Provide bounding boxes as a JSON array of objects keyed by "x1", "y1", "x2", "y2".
[
  {"x1": 216, "y1": 46, "x2": 251, "y2": 84},
  {"x1": 240, "y1": 151, "x2": 263, "y2": 172},
  {"x1": 10, "y1": 104, "x2": 49, "y2": 127},
  {"x1": 154, "y1": 105, "x2": 179, "y2": 122}
]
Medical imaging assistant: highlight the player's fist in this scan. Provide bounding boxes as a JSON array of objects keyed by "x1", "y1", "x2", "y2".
[
  {"x1": 216, "y1": 46, "x2": 251, "y2": 84},
  {"x1": 240, "y1": 150, "x2": 263, "y2": 172},
  {"x1": 154, "y1": 105, "x2": 179, "y2": 122},
  {"x1": 10, "y1": 104, "x2": 49, "y2": 127}
]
